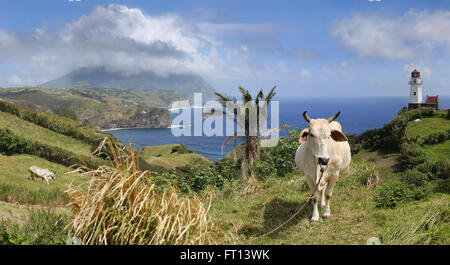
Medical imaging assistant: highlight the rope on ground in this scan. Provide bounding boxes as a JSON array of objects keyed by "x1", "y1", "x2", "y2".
[{"x1": 242, "y1": 166, "x2": 326, "y2": 244}]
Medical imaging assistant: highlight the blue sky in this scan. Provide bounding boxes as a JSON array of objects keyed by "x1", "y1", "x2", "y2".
[{"x1": 0, "y1": 0, "x2": 449, "y2": 98}]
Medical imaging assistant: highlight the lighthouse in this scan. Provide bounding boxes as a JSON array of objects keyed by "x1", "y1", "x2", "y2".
[
  {"x1": 407, "y1": 69, "x2": 439, "y2": 110},
  {"x1": 409, "y1": 69, "x2": 423, "y2": 105}
]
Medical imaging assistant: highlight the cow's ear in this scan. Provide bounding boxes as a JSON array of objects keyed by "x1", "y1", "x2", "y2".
[
  {"x1": 299, "y1": 128, "x2": 309, "y2": 143},
  {"x1": 331, "y1": 130, "x2": 348, "y2": 142}
]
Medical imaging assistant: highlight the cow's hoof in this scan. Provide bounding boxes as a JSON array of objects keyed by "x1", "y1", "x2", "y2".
[
  {"x1": 310, "y1": 216, "x2": 320, "y2": 222},
  {"x1": 323, "y1": 213, "x2": 331, "y2": 219}
]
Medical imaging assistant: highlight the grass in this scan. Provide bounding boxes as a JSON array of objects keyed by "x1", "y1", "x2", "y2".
[
  {"x1": 66, "y1": 139, "x2": 214, "y2": 245},
  {"x1": 140, "y1": 144, "x2": 211, "y2": 171},
  {"x1": 352, "y1": 149, "x2": 399, "y2": 180},
  {"x1": 406, "y1": 117, "x2": 450, "y2": 139},
  {"x1": 0, "y1": 111, "x2": 93, "y2": 156},
  {"x1": 0, "y1": 206, "x2": 70, "y2": 245},
  {"x1": 209, "y1": 161, "x2": 449, "y2": 245},
  {"x1": 0, "y1": 154, "x2": 89, "y2": 192},
  {"x1": 422, "y1": 140, "x2": 450, "y2": 160}
]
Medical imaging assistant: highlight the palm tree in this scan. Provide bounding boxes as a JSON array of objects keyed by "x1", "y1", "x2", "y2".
[{"x1": 204, "y1": 86, "x2": 285, "y2": 181}]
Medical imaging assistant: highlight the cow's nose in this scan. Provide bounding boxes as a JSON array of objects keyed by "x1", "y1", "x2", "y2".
[{"x1": 318, "y1": 157, "x2": 329, "y2": 165}]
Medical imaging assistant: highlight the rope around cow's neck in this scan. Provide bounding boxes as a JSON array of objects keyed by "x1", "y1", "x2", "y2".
[{"x1": 242, "y1": 165, "x2": 327, "y2": 244}]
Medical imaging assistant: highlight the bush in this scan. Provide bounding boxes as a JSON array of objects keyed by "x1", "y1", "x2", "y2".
[
  {"x1": 0, "y1": 208, "x2": 70, "y2": 245},
  {"x1": 447, "y1": 109, "x2": 450, "y2": 120},
  {"x1": 171, "y1": 144, "x2": 192, "y2": 154},
  {"x1": 418, "y1": 129, "x2": 450, "y2": 145},
  {"x1": 57, "y1": 108, "x2": 78, "y2": 121},
  {"x1": 0, "y1": 128, "x2": 32, "y2": 155},
  {"x1": 400, "y1": 169, "x2": 431, "y2": 187},
  {"x1": 397, "y1": 144, "x2": 429, "y2": 171},
  {"x1": 375, "y1": 180, "x2": 413, "y2": 208},
  {"x1": 355, "y1": 107, "x2": 435, "y2": 151},
  {"x1": 0, "y1": 100, "x2": 20, "y2": 116}
]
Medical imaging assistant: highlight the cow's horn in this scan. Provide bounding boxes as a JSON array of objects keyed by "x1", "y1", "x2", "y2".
[
  {"x1": 328, "y1": 111, "x2": 341, "y2": 123},
  {"x1": 303, "y1": 111, "x2": 311, "y2": 123}
]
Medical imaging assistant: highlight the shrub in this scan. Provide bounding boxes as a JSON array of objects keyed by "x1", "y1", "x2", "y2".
[
  {"x1": 0, "y1": 100, "x2": 20, "y2": 116},
  {"x1": 0, "y1": 128, "x2": 32, "y2": 155},
  {"x1": 254, "y1": 160, "x2": 277, "y2": 180},
  {"x1": 397, "y1": 144, "x2": 429, "y2": 171},
  {"x1": 400, "y1": 169, "x2": 431, "y2": 187},
  {"x1": 0, "y1": 208, "x2": 70, "y2": 245},
  {"x1": 66, "y1": 139, "x2": 214, "y2": 245},
  {"x1": 171, "y1": 144, "x2": 192, "y2": 154},
  {"x1": 355, "y1": 107, "x2": 435, "y2": 151},
  {"x1": 419, "y1": 129, "x2": 450, "y2": 145},
  {"x1": 447, "y1": 109, "x2": 450, "y2": 120},
  {"x1": 57, "y1": 108, "x2": 78, "y2": 121},
  {"x1": 375, "y1": 180, "x2": 413, "y2": 208}
]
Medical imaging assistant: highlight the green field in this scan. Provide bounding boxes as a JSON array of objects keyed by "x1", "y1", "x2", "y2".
[
  {"x1": 140, "y1": 144, "x2": 211, "y2": 171},
  {"x1": 0, "y1": 111, "x2": 93, "y2": 157},
  {"x1": 210, "y1": 163, "x2": 449, "y2": 245},
  {"x1": 0, "y1": 154, "x2": 88, "y2": 191},
  {"x1": 423, "y1": 140, "x2": 450, "y2": 160},
  {"x1": 406, "y1": 117, "x2": 450, "y2": 139}
]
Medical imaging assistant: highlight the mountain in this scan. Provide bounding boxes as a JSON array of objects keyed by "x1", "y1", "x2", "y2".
[{"x1": 40, "y1": 67, "x2": 216, "y2": 99}]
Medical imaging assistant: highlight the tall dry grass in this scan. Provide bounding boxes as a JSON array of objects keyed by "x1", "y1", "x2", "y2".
[{"x1": 66, "y1": 139, "x2": 214, "y2": 245}]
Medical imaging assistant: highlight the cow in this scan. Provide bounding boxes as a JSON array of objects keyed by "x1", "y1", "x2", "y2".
[
  {"x1": 28, "y1": 166, "x2": 56, "y2": 185},
  {"x1": 295, "y1": 111, "x2": 351, "y2": 222}
]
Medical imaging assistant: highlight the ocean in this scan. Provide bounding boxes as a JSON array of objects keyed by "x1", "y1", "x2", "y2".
[{"x1": 108, "y1": 97, "x2": 450, "y2": 161}]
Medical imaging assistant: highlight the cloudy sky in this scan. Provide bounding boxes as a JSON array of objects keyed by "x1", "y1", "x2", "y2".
[{"x1": 0, "y1": 0, "x2": 449, "y2": 97}]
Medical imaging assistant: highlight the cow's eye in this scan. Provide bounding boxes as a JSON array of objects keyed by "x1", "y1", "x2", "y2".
[{"x1": 310, "y1": 133, "x2": 314, "y2": 138}]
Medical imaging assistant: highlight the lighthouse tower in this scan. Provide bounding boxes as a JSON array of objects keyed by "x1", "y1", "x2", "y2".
[{"x1": 409, "y1": 69, "x2": 423, "y2": 105}]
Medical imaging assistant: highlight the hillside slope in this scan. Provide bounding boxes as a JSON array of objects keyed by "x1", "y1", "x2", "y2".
[{"x1": 0, "y1": 87, "x2": 172, "y2": 129}]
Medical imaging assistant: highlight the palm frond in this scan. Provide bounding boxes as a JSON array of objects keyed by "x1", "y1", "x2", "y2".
[
  {"x1": 214, "y1": 92, "x2": 232, "y2": 106},
  {"x1": 221, "y1": 133, "x2": 242, "y2": 154},
  {"x1": 260, "y1": 124, "x2": 288, "y2": 138},
  {"x1": 264, "y1": 85, "x2": 277, "y2": 102}
]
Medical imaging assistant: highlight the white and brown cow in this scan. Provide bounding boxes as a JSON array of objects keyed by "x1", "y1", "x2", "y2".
[
  {"x1": 295, "y1": 111, "x2": 351, "y2": 222},
  {"x1": 28, "y1": 166, "x2": 56, "y2": 185}
]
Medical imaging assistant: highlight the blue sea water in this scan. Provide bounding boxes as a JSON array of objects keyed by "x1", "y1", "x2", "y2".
[{"x1": 109, "y1": 97, "x2": 450, "y2": 161}]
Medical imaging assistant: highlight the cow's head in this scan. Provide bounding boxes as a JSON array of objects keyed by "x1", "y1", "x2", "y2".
[
  {"x1": 49, "y1": 170, "x2": 56, "y2": 180},
  {"x1": 300, "y1": 111, "x2": 348, "y2": 166}
]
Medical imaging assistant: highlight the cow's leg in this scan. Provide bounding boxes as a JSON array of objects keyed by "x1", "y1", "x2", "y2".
[
  {"x1": 305, "y1": 176, "x2": 320, "y2": 222},
  {"x1": 45, "y1": 177, "x2": 49, "y2": 185},
  {"x1": 323, "y1": 175, "x2": 338, "y2": 219},
  {"x1": 320, "y1": 182, "x2": 328, "y2": 209}
]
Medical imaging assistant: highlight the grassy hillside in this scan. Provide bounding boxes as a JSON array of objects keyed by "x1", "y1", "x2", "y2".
[
  {"x1": 0, "y1": 154, "x2": 88, "y2": 191},
  {"x1": 0, "y1": 111, "x2": 93, "y2": 157},
  {"x1": 0, "y1": 106, "x2": 448, "y2": 245},
  {"x1": 210, "y1": 163, "x2": 449, "y2": 245},
  {"x1": 139, "y1": 144, "x2": 211, "y2": 172},
  {"x1": 69, "y1": 87, "x2": 187, "y2": 108},
  {"x1": 0, "y1": 87, "x2": 173, "y2": 129}
]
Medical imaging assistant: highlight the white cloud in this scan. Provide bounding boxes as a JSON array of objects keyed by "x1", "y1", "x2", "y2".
[
  {"x1": 299, "y1": 69, "x2": 312, "y2": 80},
  {"x1": 331, "y1": 10, "x2": 450, "y2": 60},
  {"x1": 0, "y1": 4, "x2": 295, "y2": 90}
]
